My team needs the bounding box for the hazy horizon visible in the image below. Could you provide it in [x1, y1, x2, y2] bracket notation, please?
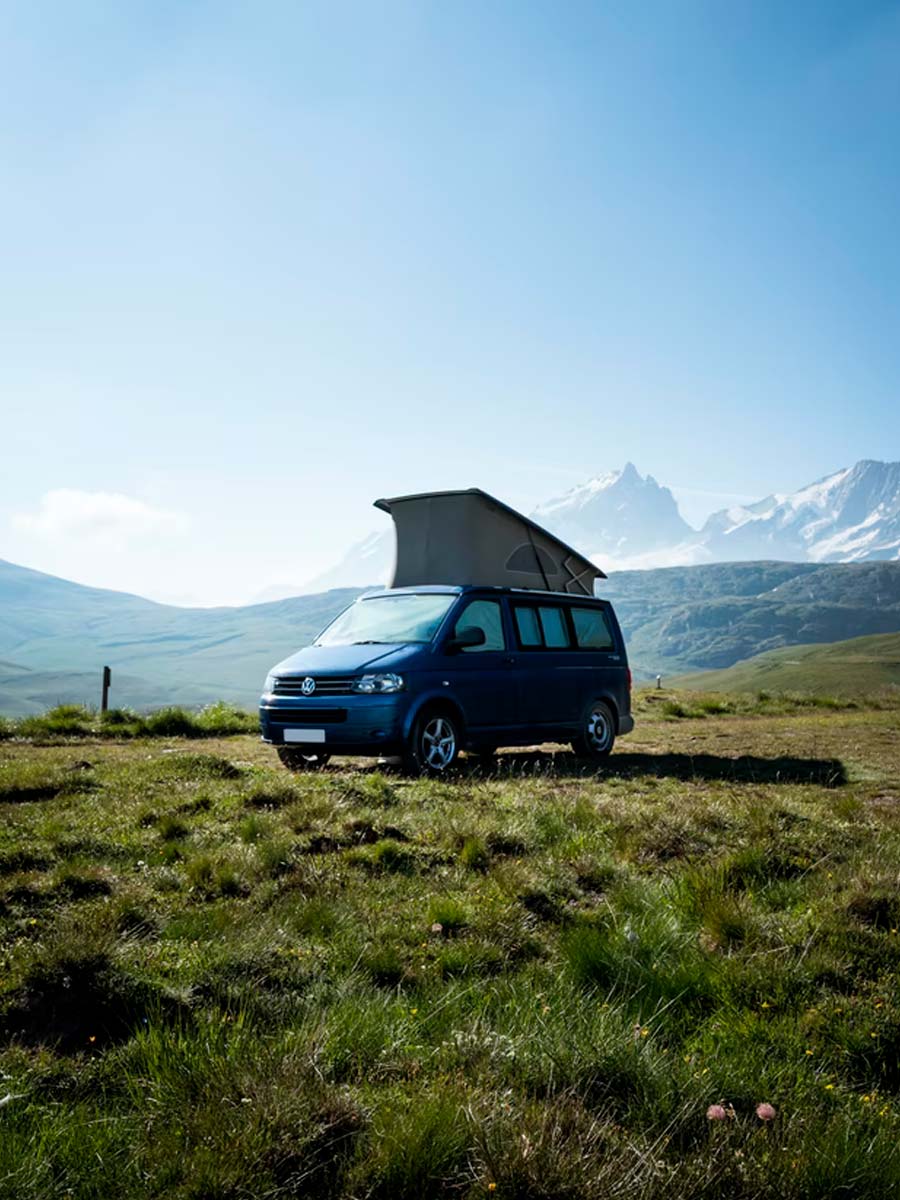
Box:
[0, 460, 781, 606]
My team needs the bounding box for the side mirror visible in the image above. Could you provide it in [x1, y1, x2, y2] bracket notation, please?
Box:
[446, 625, 486, 652]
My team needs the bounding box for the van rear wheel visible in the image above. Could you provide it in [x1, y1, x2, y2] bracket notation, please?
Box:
[403, 710, 461, 776]
[277, 747, 331, 771]
[572, 701, 616, 762]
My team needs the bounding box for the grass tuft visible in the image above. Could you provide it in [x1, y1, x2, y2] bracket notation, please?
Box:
[350, 1087, 471, 1199]
[6, 702, 258, 742]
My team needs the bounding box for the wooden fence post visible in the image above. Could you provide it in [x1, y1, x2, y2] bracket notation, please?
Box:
[101, 666, 111, 713]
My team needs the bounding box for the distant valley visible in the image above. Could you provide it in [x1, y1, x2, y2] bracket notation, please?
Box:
[2, 557, 900, 714]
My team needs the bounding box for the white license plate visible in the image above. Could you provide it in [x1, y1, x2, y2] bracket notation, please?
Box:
[284, 728, 326, 744]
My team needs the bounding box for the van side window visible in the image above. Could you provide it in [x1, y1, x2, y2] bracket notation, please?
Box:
[514, 606, 542, 647]
[453, 599, 505, 652]
[572, 607, 615, 650]
[538, 606, 570, 648]
[513, 604, 571, 648]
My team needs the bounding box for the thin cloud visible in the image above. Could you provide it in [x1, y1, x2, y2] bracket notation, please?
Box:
[12, 489, 187, 546]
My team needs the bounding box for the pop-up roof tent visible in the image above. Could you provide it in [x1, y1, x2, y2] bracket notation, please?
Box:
[374, 488, 605, 596]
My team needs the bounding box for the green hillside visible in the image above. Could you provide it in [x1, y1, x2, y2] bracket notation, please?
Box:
[2, 557, 900, 713]
[0, 559, 360, 713]
[602, 560, 900, 677]
[674, 631, 900, 694]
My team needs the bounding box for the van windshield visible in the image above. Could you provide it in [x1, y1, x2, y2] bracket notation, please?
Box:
[315, 593, 457, 647]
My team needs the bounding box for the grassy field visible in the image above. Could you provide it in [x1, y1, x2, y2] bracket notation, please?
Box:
[0, 701, 258, 742]
[2, 700, 900, 1198]
[672, 632, 900, 696]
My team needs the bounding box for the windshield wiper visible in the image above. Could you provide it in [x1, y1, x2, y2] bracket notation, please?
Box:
[351, 639, 387, 645]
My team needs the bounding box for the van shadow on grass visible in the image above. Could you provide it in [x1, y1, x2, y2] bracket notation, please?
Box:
[454, 749, 848, 787]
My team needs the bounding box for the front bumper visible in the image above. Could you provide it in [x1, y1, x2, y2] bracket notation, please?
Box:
[259, 693, 411, 753]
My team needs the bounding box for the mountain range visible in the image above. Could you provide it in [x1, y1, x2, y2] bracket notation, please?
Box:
[698, 460, 900, 564]
[282, 459, 900, 596]
[3, 555, 900, 714]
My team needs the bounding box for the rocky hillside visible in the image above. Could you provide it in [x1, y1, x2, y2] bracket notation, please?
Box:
[532, 463, 694, 561]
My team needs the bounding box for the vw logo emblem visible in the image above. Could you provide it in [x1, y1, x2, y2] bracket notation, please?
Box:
[300, 676, 316, 696]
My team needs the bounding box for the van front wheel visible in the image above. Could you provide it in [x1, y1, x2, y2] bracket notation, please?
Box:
[572, 701, 616, 762]
[403, 710, 461, 776]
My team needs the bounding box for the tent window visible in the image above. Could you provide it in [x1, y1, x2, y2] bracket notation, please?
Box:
[571, 607, 615, 650]
[453, 599, 505, 652]
[505, 543, 559, 577]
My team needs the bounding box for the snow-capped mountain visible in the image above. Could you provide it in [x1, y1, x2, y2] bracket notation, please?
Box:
[532, 463, 697, 566]
[701, 460, 900, 564]
[292, 460, 900, 592]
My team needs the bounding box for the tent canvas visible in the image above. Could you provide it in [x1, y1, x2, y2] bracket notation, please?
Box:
[374, 488, 605, 595]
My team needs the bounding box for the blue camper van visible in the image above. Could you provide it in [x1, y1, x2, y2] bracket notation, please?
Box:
[259, 490, 634, 774]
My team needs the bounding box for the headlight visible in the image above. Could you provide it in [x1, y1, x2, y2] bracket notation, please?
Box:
[353, 673, 404, 694]
[263, 674, 277, 695]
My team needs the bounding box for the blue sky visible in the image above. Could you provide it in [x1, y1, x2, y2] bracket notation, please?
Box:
[1, 1, 899, 604]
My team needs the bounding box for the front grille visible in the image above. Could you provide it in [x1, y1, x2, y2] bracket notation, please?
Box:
[266, 708, 347, 724]
[273, 676, 355, 696]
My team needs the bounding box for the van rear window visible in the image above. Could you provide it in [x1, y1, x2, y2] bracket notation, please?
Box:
[571, 607, 615, 650]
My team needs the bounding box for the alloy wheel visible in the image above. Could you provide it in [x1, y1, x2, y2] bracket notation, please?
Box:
[421, 715, 457, 771]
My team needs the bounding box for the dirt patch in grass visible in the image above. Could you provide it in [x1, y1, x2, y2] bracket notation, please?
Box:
[846, 892, 900, 930]
[521, 888, 566, 924]
[302, 833, 342, 855]
[301, 823, 411, 855]
[0, 784, 63, 804]
[0, 850, 52, 875]
[2, 949, 186, 1053]
[485, 833, 529, 857]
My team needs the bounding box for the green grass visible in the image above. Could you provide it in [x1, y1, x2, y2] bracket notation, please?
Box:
[671, 631, 900, 696]
[0, 701, 258, 742]
[636, 683, 900, 722]
[1, 703, 900, 1197]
